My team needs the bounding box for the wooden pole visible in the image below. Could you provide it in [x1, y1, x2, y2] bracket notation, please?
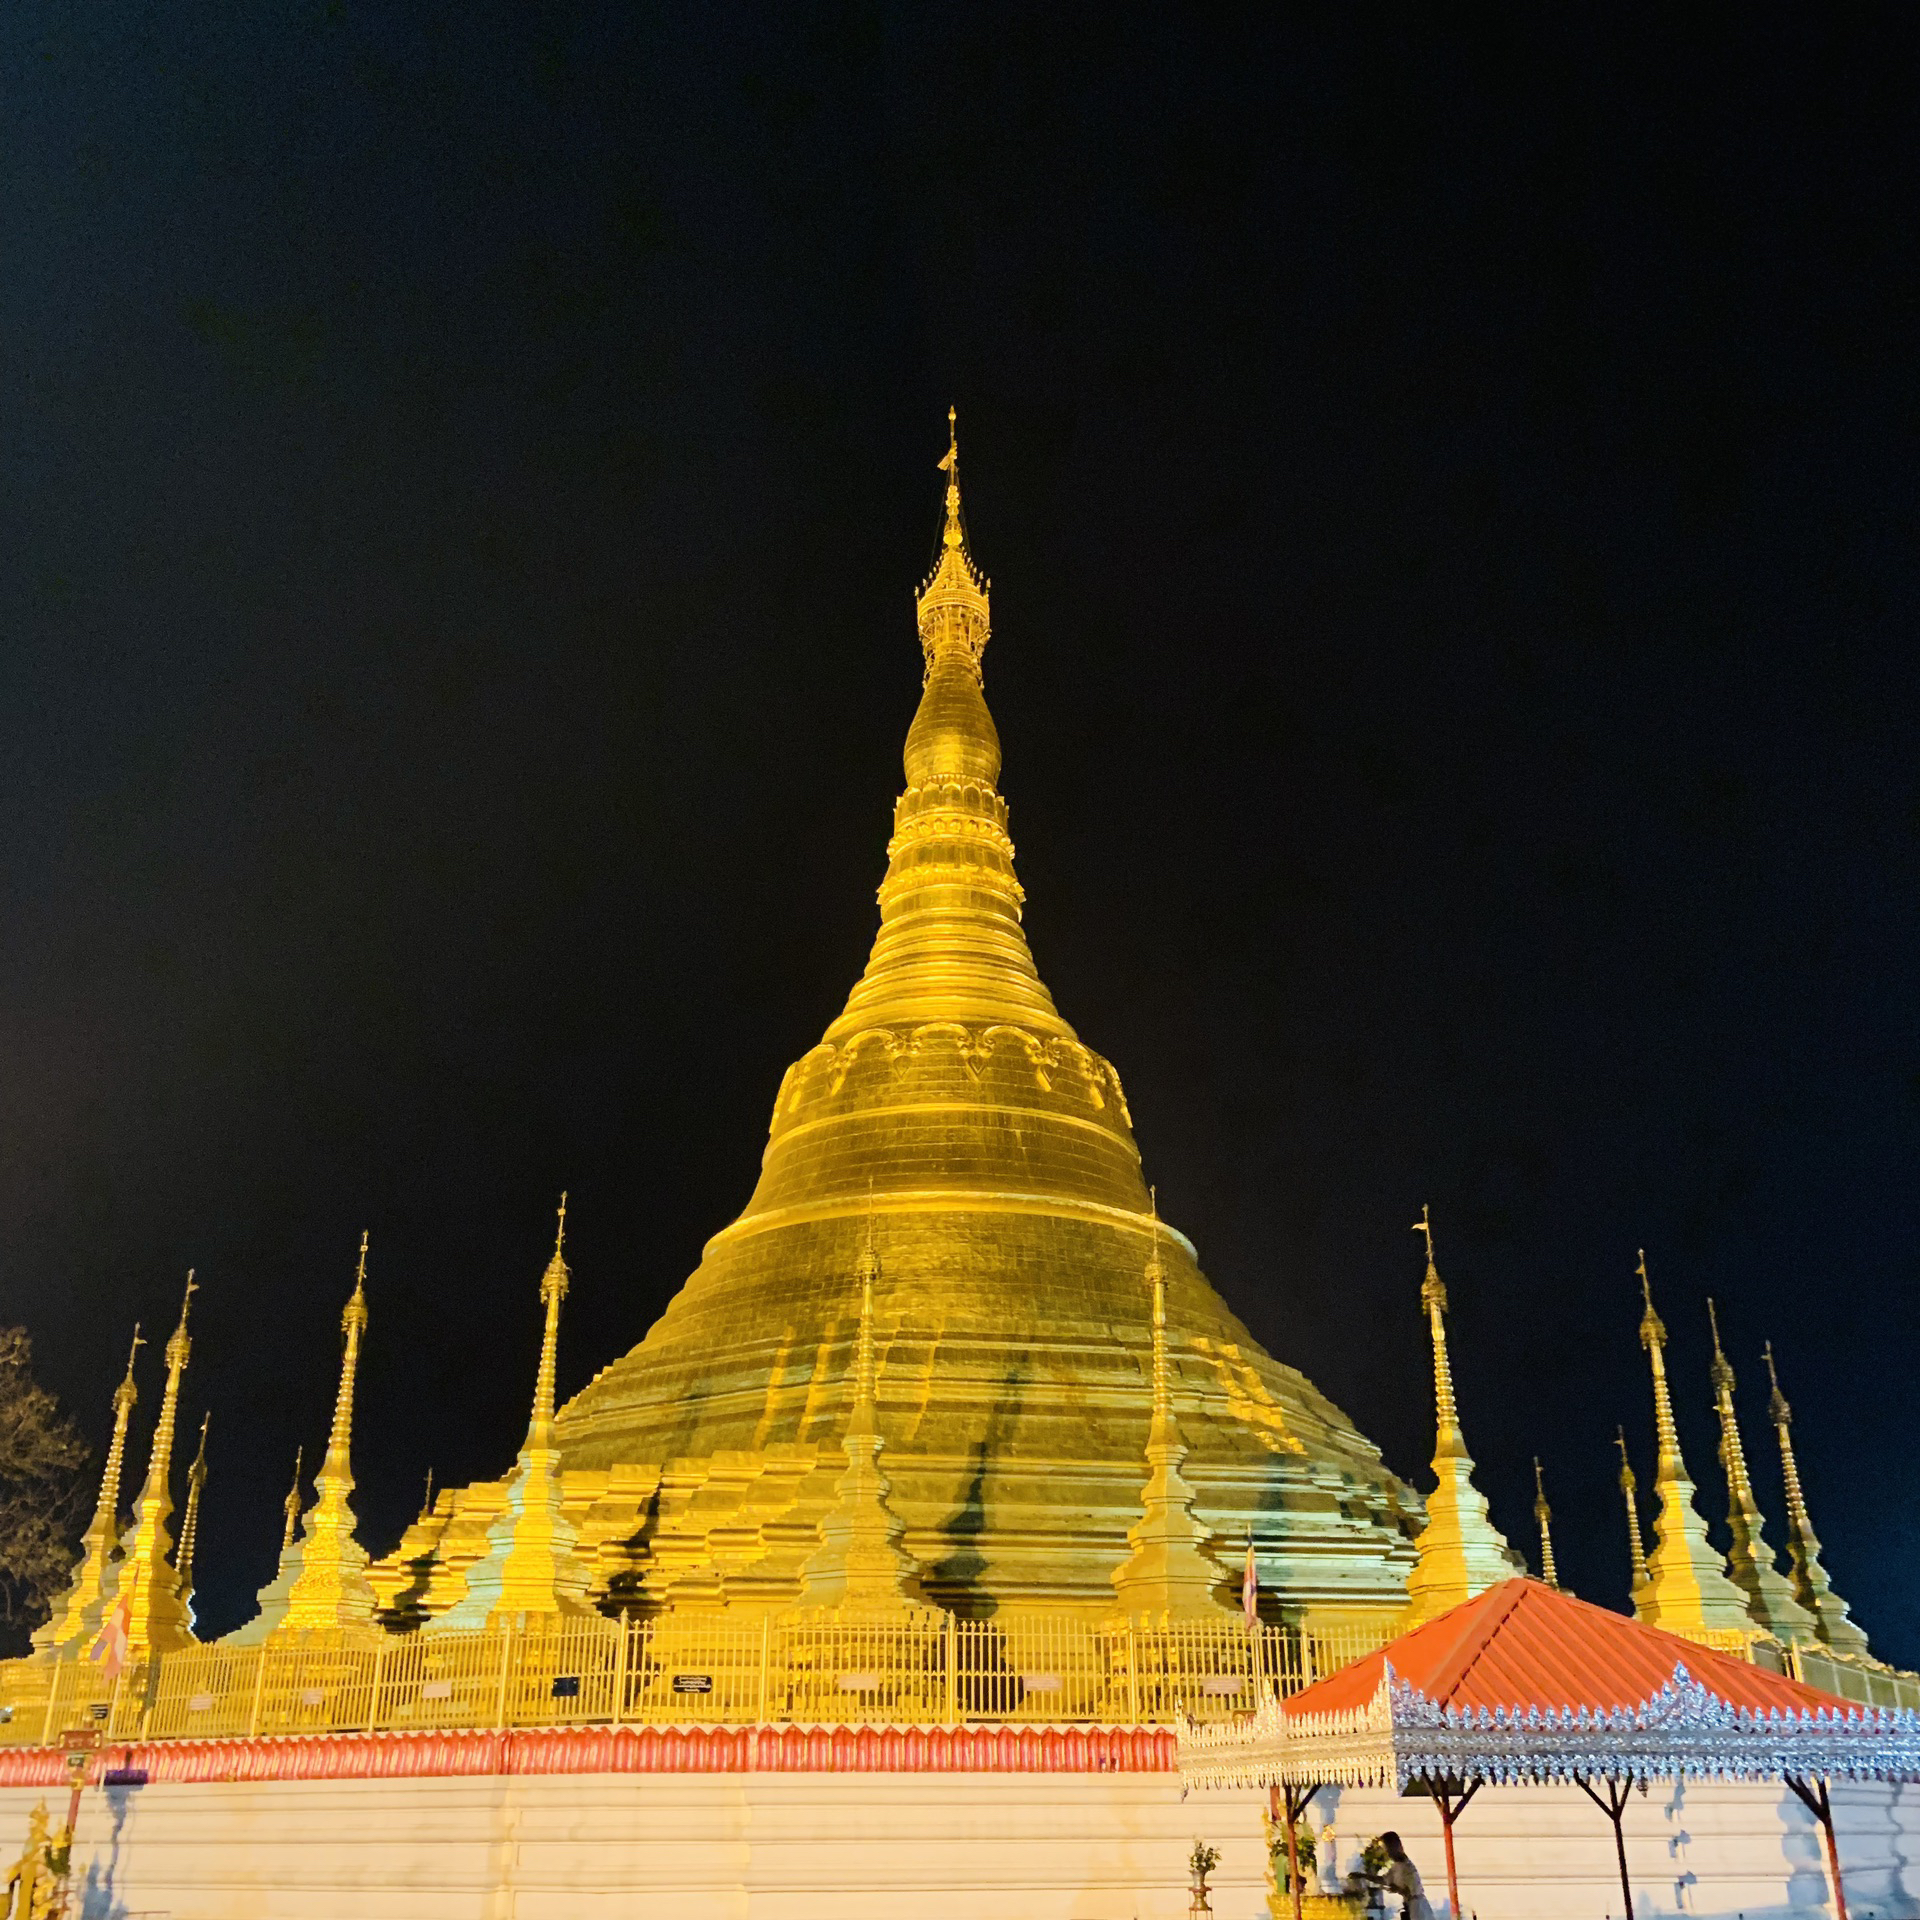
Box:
[1429, 1781, 1479, 1920]
[1577, 1777, 1635, 1920]
[1786, 1776, 1849, 1920]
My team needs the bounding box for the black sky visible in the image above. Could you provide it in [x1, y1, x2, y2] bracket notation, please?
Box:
[5, 7, 1918, 1655]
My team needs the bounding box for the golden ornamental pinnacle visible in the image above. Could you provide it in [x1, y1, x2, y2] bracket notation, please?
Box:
[1404, 1209, 1513, 1625]
[118, 1272, 200, 1657]
[1616, 1425, 1648, 1595]
[282, 1446, 305, 1553]
[34, 1322, 147, 1655]
[1532, 1457, 1559, 1589]
[1707, 1302, 1815, 1644]
[432, 1196, 595, 1626]
[176, 1411, 211, 1612]
[1762, 1341, 1870, 1657]
[1630, 1252, 1752, 1639]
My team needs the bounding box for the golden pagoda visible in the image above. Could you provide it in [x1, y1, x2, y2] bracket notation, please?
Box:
[397, 416, 1417, 1626]
[117, 1276, 198, 1659]
[230, 1238, 378, 1640]
[1402, 1209, 1515, 1624]
[434, 1200, 596, 1627]
[176, 1413, 211, 1622]
[1764, 1342, 1871, 1658]
[1705, 1303, 1815, 1646]
[34, 1324, 143, 1656]
[1632, 1254, 1754, 1641]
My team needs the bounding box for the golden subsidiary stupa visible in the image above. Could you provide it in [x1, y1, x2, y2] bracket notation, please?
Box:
[385, 416, 1418, 1631]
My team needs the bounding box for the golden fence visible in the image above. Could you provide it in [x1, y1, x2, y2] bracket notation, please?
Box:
[0, 1613, 1392, 1748]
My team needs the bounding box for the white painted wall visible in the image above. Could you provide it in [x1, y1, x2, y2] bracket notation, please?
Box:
[0, 1771, 1914, 1920]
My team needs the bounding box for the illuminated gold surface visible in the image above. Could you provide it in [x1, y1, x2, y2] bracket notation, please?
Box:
[33, 1324, 142, 1657]
[435, 1201, 595, 1627]
[118, 1277, 197, 1658]
[1632, 1256, 1753, 1639]
[1706, 1303, 1815, 1645]
[1765, 1342, 1871, 1658]
[548, 421, 1417, 1621]
[1531, 1458, 1558, 1589]
[232, 1240, 378, 1640]
[1615, 1426, 1648, 1602]
[1402, 1214, 1515, 1625]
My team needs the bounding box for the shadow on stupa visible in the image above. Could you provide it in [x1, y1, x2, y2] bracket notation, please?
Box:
[927, 1366, 1026, 1618]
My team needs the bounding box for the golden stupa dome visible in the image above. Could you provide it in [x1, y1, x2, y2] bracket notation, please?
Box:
[544, 420, 1418, 1623]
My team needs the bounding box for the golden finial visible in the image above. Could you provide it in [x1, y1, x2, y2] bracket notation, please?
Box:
[916, 408, 989, 656]
[282, 1445, 304, 1552]
[1707, 1296, 1734, 1395]
[1532, 1457, 1559, 1589]
[343, 1231, 370, 1338]
[1764, 1339, 1790, 1428]
[176, 1411, 211, 1603]
[166, 1269, 197, 1367]
[541, 1193, 570, 1309]
[421, 1466, 434, 1518]
[1414, 1203, 1446, 1316]
[1636, 1250, 1665, 1350]
[115, 1323, 145, 1412]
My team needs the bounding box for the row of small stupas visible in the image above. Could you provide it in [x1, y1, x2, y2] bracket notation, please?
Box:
[16, 420, 1888, 1672]
[23, 1191, 1879, 1672]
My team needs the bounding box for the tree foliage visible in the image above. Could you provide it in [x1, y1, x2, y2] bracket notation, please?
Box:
[0, 1327, 88, 1654]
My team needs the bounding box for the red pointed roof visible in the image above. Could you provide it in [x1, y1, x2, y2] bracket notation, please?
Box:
[1288, 1578, 1849, 1720]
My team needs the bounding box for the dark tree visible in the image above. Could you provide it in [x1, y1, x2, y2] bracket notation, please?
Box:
[0, 1328, 89, 1655]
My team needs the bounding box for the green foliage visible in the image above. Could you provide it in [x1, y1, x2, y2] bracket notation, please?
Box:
[0, 1327, 89, 1654]
[1190, 1838, 1221, 1879]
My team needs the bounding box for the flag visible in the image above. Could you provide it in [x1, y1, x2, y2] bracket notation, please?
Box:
[87, 1597, 129, 1683]
[1242, 1537, 1260, 1629]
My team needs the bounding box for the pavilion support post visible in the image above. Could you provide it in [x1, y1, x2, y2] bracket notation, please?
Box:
[1576, 1775, 1636, 1920]
[1786, 1775, 1849, 1920]
[1427, 1780, 1479, 1920]
[1268, 1783, 1321, 1920]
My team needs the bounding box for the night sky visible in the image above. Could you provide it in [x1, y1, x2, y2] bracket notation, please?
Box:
[7, 9, 1918, 1656]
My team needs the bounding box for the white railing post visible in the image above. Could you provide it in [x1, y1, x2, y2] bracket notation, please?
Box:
[757, 1615, 771, 1724]
[944, 1613, 958, 1725]
[613, 1613, 631, 1726]
[367, 1637, 388, 1733]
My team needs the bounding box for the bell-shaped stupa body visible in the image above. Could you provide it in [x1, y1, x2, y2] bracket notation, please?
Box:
[558, 423, 1417, 1621]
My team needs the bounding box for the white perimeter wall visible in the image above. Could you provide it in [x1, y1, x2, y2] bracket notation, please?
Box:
[0, 1772, 1915, 1920]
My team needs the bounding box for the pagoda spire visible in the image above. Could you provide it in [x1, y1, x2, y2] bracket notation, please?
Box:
[117, 1274, 199, 1658]
[1706, 1303, 1816, 1644]
[281, 1447, 304, 1554]
[1532, 1458, 1560, 1589]
[436, 1196, 597, 1627]
[797, 1213, 929, 1611]
[1633, 1253, 1753, 1640]
[826, 412, 1067, 1043]
[1764, 1342, 1870, 1657]
[1403, 1208, 1516, 1624]
[34, 1324, 144, 1655]
[232, 1238, 378, 1639]
[1110, 1195, 1225, 1619]
[176, 1412, 211, 1619]
[1616, 1427, 1649, 1600]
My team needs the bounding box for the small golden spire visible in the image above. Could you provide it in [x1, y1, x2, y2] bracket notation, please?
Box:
[176, 1411, 211, 1609]
[1707, 1302, 1815, 1643]
[35, 1322, 147, 1654]
[282, 1446, 304, 1553]
[271, 1236, 378, 1632]
[1762, 1342, 1869, 1656]
[1109, 1186, 1223, 1620]
[1631, 1252, 1752, 1636]
[1532, 1458, 1559, 1589]
[1616, 1426, 1648, 1595]
[1404, 1209, 1513, 1625]
[420, 1467, 434, 1519]
[431, 1199, 595, 1627]
[117, 1272, 199, 1656]
[915, 408, 990, 669]
[795, 1217, 927, 1613]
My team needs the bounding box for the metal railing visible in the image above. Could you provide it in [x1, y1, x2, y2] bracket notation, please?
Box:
[0, 1613, 1393, 1748]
